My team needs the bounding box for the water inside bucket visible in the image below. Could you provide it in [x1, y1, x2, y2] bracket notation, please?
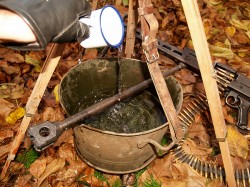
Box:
[76, 90, 166, 133]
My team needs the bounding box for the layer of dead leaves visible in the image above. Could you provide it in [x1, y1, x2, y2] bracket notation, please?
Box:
[0, 0, 249, 186]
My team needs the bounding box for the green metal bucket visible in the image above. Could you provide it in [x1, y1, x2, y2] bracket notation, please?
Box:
[59, 58, 183, 174]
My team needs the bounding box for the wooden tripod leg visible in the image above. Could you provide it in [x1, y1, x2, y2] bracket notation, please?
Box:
[181, 0, 236, 186]
[125, 0, 138, 58]
[0, 43, 65, 179]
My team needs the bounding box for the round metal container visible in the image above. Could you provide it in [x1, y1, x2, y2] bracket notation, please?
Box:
[59, 58, 183, 174]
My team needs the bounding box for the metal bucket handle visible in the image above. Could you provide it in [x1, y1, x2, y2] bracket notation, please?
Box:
[137, 137, 176, 152]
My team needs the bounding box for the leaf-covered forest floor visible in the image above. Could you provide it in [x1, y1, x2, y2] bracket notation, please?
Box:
[0, 0, 249, 186]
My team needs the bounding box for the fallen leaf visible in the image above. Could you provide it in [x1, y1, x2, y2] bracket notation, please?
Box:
[150, 153, 175, 178]
[187, 123, 211, 148]
[53, 84, 60, 104]
[0, 83, 24, 99]
[4, 53, 24, 63]
[229, 14, 250, 31]
[0, 98, 14, 118]
[181, 138, 212, 161]
[0, 129, 13, 142]
[29, 156, 48, 179]
[174, 69, 196, 85]
[0, 142, 12, 159]
[5, 107, 25, 125]
[225, 26, 236, 37]
[25, 54, 42, 67]
[14, 173, 32, 187]
[227, 125, 248, 159]
[40, 107, 65, 122]
[37, 158, 65, 187]
[210, 44, 235, 60]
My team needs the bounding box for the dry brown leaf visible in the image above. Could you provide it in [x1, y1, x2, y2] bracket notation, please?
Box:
[56, 159, 88, 186]
[53, 129, 74, 148]
[37, 158, 65, 187]
[227, 125, 248, 159]
[0, 129, 13, 142]
[171, 163, 206, 186]
[82, 49, 98, 61]
[40, 107, 65, 123]
[14, 173, 32, 187]
[0, 142, 12, 159]
[0, 61, 20, 74]
[0, 98, 14, 118]
[187, 123, 211, 148]
[175, 69, 196, 85]
[206, 178, 227, 187]
[29, 156, 47, 179]
[181, 138, 212, 161]
[4, 53, 24, 63]
[57, 143, 76, 161]
[150, 153, 175, 178]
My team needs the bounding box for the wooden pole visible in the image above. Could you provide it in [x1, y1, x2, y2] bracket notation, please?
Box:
[180, 0, 236, 186]
[125, 0, 138, 58]
[0, 43, 65, 179]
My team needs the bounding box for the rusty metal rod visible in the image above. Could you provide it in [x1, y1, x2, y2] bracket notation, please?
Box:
[28, 64, 186, 151]
[60, 63, 186, 130]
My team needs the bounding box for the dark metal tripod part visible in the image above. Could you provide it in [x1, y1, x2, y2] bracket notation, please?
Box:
[28, 64, 185, 152]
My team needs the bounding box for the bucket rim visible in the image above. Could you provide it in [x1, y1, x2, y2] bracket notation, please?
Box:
[74, 122, 168, 137]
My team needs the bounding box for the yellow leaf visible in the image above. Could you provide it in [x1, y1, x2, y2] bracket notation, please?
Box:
[53, 84, 60, 103]
[208, 0, 221, 6]
[229, 14, 250, 31]
[25, 54, 41, 67]
[225, 26, 236, 37]
[246, 31, 250, 39]
[227, 126, 248, 159]
[209, 44, 235, 60]
[5, 107, 25, 125]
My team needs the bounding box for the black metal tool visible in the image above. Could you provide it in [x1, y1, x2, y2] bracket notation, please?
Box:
[28, 64, 185, 151]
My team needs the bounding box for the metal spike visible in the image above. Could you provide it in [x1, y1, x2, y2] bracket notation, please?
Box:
[209, 164, 213, 180]
[219, 167, 223, 184]
[185, 105, 196, 117]
[194, 159, 201, 172]
[200, 161, 204, 176]
[180, 112, 192, 124]
[214, 164, 218, 179]
[187, 103, 200, 114]
[178, 115, 190, 127]
[191, 157, 198, 168]
[173, 146, 183, 156]
[187, 155, 195, 165]
[182, 154, 191, 163]
[246, 168, 250, 186]
[193, 98, 206, 111]
[242, 169, 246, 187]
[215, 67, 235, 78]
[236, 169, 240, 187]
[196, 94, 208, 109]
[182, 108, 194, 121]
[174, 150, 185, 162]
[204, 162, 208, 178]
[215, 73, 231, 84]
[191, 100, 203, 112]
[178, 153, 188, 163]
